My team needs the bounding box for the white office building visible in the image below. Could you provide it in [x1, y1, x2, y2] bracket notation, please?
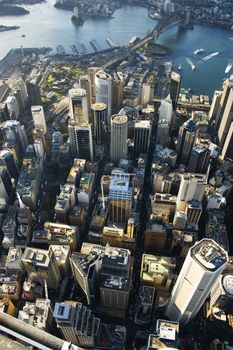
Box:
[177, 173, 207, 212]
[166, 238, 228, 325]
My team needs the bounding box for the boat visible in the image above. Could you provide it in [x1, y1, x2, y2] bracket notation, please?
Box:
[202, 51, 220, 62]
[194, 48, 204, 55]
[178, 64, 181, 71]
[225, 62, 233, 74]
[186, 57, 195, 71]
[229, 37, 233, 40]
[180, 87, 191, 94]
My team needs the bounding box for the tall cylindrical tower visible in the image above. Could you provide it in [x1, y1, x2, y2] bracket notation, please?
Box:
[110, 114, 128, 165]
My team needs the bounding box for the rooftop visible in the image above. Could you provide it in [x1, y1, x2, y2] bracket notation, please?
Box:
[111, 114, 128, 124]
[191, 238, 228, 271]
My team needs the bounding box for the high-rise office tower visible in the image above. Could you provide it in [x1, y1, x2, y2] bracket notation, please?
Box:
[0, 165, 13, 200]
[0, 148, 19, 178]
[32, 128, 47, 151]
[134, 120, 151, 158]
[91, 103, 107, 145]
[26, 79, 42, 106]
[177, 118, 198, 165]
[159, 95, 173, 124]
[177, 173, 207, 212]
[112, 78, 124, 110]
[0, 120, 28, 156]
[95, 71, 112, 118]
[4, 96, 20, 120]
[22, 247, 61, 290]
[166, 239, 228, 325]
[15, 78, 28, 106]
[53, 301, 100, 348]
[210, 273, 233, 311]
[216, 77, 233, 146]
[110, 114, 128, 164]
[79, 75, 92, 112]
[188, 144, 211, 174]
[209, 90, 222, 121]
[31, 106, 47, 134]
[221, 121, 233, 160]
[109, 169, 133, 225]
[70, 251, 100, 304]
[87, 67, 100, 103]
[99, 245, 132, 311]
[68, 120, 94, 161]
[69, 88, 88, 123]
[0, 103, 10, 122]
[156, 120, 170, 146]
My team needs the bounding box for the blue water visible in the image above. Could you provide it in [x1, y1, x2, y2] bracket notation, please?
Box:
[0, 0, 232, 97]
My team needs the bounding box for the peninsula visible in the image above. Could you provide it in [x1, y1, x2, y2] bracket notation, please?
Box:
[0, 5, 29, 16]
[0, 25, 20, 32]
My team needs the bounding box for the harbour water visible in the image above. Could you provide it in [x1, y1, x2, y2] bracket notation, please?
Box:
[0, 0, 233, 97]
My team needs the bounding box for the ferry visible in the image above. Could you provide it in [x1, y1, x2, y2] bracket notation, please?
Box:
[186, 57, 195, 71]
[202, 51, 220, 62]
[194, 48, 204, 55]
[225, 62, 233, 74]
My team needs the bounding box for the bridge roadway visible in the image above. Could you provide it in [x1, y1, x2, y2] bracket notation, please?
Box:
[103, 12, 184, 69]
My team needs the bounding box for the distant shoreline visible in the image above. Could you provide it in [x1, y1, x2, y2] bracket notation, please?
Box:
[0, 25, 20, 32]
[0, 5, 29, 16]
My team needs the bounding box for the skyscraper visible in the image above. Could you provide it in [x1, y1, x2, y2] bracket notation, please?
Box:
[91, 102, 107, 145]
[110, 114, 128, 164]
[68, 120, 94, 161]
[0, 148, 19, 178]
[26, 79, 42, 106]
[0, 120, 28, 156]
[209, 90, 222, 121]
[4, 96, 20, 120]
[31, 105, 47, 134]
[165, 239, 228, 325]
[95, 71, 112, 118]
[177, 118, 198, 165]
[134, 120, 151, 158]
[221, 121, 233, 160]
[108, 169, 133, 225]
[0, 165, 13, 200]
[70, 251, 100, 304]
[0, 103, 10, 122]
[176, 173, 206, 212]
[22, 247, 61, 290]
[216, 76, 233, 146]
[69, 88, 88, 123]
[53, 301, 100, 347]
[188, 144, 211, 174]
